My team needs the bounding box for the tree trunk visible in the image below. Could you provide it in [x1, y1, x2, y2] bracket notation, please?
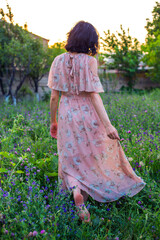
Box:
[14, 57, 31, 100]
[14, 75, 27, 98]
[0, 72, 5, 96]
[34, 79, 39, 101]
[5, 65, 15, 104]
[5, 62, 16, 101]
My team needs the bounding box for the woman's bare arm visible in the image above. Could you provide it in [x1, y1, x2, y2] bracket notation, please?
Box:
[50, 89, 59, 124]
[89, 57, 120, 140]
[90, 92, 120, 140]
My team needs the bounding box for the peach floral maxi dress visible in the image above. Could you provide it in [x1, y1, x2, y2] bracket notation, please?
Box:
[48, 52, 146, 202]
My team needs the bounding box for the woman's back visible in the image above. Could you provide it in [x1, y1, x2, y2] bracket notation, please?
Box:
[47, 52, 104, 95]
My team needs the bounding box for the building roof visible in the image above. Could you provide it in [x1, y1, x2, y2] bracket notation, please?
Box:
[29, 32, 49, 42]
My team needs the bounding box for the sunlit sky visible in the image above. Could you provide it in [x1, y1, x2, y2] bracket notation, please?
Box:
[1, 0, 156, 46]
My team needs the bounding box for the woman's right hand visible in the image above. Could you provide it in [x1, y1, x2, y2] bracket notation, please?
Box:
[50, 122, 58, 139]
[106, 125, 120, 141]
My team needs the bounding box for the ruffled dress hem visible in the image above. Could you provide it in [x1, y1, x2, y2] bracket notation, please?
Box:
[59, 173, 146, 203]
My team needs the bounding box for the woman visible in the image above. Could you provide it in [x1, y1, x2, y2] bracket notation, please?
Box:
[48, 21, 146, 222]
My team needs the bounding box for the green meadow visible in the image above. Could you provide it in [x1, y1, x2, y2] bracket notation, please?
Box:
[0, 89, 160, 240]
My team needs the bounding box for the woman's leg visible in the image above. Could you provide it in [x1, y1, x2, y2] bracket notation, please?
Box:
[67, 175, 90, 222]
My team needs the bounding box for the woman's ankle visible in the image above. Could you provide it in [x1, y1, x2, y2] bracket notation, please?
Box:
[74, 192, 84, 206]
[73, 188, 90, 222]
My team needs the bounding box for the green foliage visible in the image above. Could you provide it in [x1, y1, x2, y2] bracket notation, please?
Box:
[0, 90, 160, 239]
[28, 38, 50, 94]
[0, 6, 45, 100]
[141, 2, 160, 82]
[47, 42, 66, 65]
[101, 25, 141, 88]
[17, 84, 34, 98]
[0, 3, 66, 102]
[145, 1, 160, 38]
[98, 53, 105, 65]
[28, 41, 66, 94]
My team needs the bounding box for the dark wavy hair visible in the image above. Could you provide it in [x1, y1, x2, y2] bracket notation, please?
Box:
[65, 21, 99, 56]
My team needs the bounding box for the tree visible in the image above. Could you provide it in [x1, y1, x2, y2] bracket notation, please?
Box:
[27, 39, 48, 101]
[101, 25, 142, 88]
[0, 4, 47, 104]
[141, 2, 160, 82]
[48, 42, 66, 63]
[0, 4, 14, 96]
[0, 4, 31, 103]
[0, 3, 66, 103]
[0, 21, 34, 104]
[28, 41, 66, 101]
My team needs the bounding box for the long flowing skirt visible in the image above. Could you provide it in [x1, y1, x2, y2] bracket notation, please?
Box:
[57, 92, 146, 202]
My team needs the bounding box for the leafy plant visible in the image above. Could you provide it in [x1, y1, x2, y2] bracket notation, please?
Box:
[101, 25, 142, 88]
[141, 2, 160, 82]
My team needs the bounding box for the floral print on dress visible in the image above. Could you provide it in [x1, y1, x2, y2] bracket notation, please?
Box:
[48, 53, 146, 202]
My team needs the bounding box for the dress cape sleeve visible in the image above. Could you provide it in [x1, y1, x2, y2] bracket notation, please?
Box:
[80, 56, 104, 93]
[47, 53, 104, 93]
[47, 55, 69, 92]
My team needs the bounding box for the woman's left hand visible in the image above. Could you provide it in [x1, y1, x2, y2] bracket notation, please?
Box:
[50, 122, 58, 139]
[106, 125, 120, 141]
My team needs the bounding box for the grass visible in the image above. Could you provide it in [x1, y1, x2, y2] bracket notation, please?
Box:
[0, 89, 160, 240]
